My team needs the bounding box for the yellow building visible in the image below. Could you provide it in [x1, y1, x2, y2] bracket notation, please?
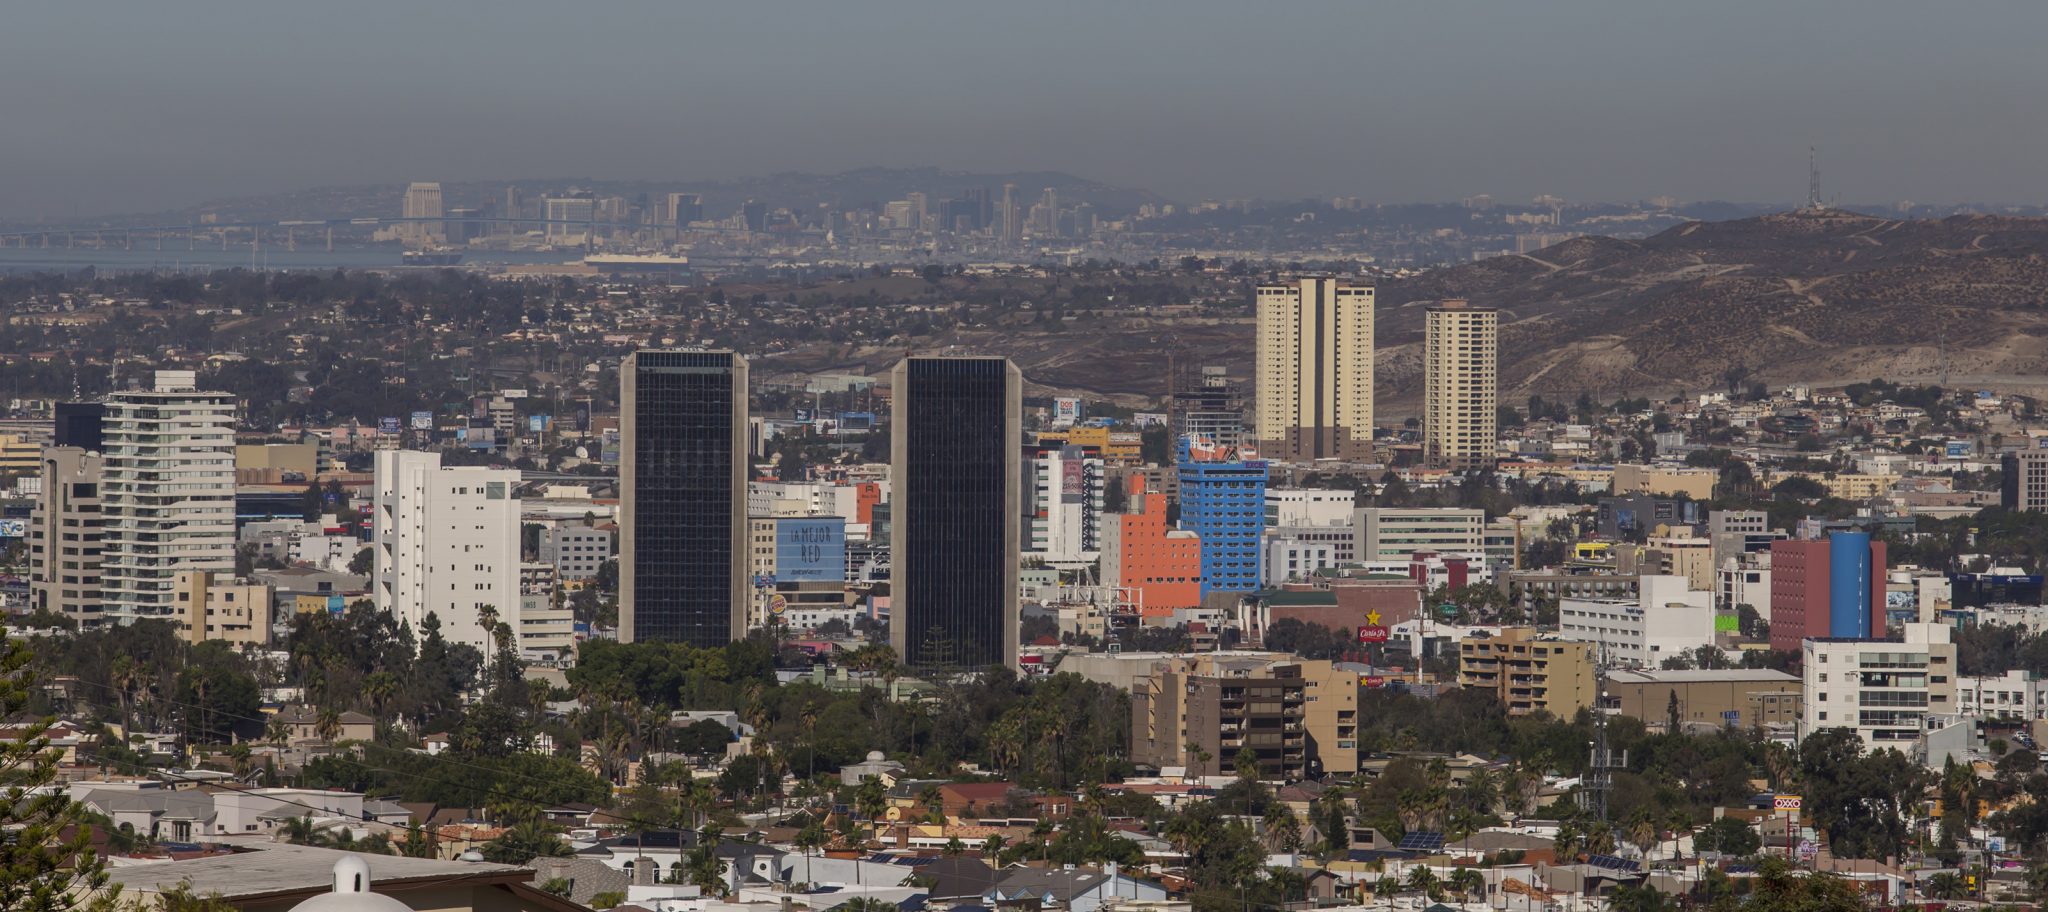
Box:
[1764, 471, 1898, 500]
[1034, 425, 1141, 461]
[1421, 300, 1498, 470]
[1255, 278, 1375, 461]
[1613, 464, 1716, 500]
[1457, 627, 1596, 717]
[173, 571, 273, 646]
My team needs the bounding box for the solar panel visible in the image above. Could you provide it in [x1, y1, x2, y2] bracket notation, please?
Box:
[1584, 854, 1640, 872]
[1397, 831, 1446, 852]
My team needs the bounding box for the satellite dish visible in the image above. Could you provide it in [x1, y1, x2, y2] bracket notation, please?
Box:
[885, 806, 903, 821]
[575, 446, 589, 459]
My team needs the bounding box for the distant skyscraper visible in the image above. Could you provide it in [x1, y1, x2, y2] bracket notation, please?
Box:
[544, 196, 596, 246]
[401, 182, 445, 245]
[1422, 300, 1499, 470]
[905, 192, 928, 232]
[620, 350, 748, 647]
[1038, 187, 1059, 238]
[499, 185, 522, 236]
[667, 192, 703, 226]
[100, 372, 237, 624]
[890, 356, 1021, 671]
[1000, 183, 1020, 245]
[740, 200, 768, 232]
[1253, 278, 1375, 461]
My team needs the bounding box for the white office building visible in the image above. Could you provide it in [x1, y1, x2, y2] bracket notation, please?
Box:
[1957, 671, 2046, 722]
[1802, 623, 1958, 751]
[1023, 445, 1103, 569]
[1265, 488, 1355, 528]
[1354, 507, 1485, 563]
[1557, 574, 1717, 668]
[538, 522, 612, 580]
[373, 450, 521, 657]
[100, 372, 238, 624]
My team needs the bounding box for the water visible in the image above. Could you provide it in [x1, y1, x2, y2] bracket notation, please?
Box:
[0, 246, 587, 274]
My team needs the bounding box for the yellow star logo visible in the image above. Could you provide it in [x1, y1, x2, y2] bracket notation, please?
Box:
[1366, 611, 1382, 626]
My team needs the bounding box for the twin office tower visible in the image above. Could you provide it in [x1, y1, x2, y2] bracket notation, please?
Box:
[620, 351, 1021, 671]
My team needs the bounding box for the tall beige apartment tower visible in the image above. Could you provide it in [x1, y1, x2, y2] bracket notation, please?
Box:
[1253, 278, 1374, 460]
[401, 181, 445, 245]
[1422, 299, 1499, 470]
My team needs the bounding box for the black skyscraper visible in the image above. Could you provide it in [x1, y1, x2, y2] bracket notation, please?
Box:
[620, 350, 748, 646]
[890, 356, 1020, 672]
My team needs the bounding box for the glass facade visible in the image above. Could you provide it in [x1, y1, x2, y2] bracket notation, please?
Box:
[625, 351, 742, 646]
[897, 358, 1013, 670]
[1178, 437, 1269, 597]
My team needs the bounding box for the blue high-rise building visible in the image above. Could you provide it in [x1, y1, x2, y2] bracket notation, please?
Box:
[1177, 437, 1269, 598]
[1828, 531, 1876, 639]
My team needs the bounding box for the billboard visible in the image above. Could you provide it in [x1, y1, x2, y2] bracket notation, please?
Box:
[1061, 459, 1086, 497]
[410, 410, 434, 430]
[0, 519, 24, 538]
[1051, 397, 1081, 427]
[378, 416, 401, 434]
[1133, 412, 1168, 428]
[1946, 440, 1971, 458]
[775, 517, 846, 583]
[529, 414, 551, 433]
[794, 407, 814, 423]
[600, 429, 621, 465]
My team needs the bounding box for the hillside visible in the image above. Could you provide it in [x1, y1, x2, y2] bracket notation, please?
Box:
[1369, 208, 2048, 406]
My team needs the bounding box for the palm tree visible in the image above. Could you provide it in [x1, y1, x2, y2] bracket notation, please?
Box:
[855, 777, 888, 845]
[110, 656, 140, 735]
[1405, 865, 1443, 901]
[1666, 810, 1691, 861]
[982, 834, 1006, 860]
[401, 821, 439, 859]
[794, 821, 826, 886]
[1626, 809, 1657, 861]
[315, 707, 342, 745]
[1449, 867, 1484, 903]
[264, 713, 291, 745]
[1263, 803, 1302, 852]
[280, 816, 322, 846]
[1926, 871, 1968, 900]
[1184, 740, 1211, 781]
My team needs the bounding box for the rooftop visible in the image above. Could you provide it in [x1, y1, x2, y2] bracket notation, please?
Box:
[1604, 669, 1799, 684]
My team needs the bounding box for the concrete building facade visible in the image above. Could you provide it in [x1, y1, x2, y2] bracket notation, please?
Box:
[1457, 627, 1597, 717]
[372, 450, 521, 657]
[1421, 300, 1498, 470]
[99, 372, 238, 624]
[1253, 278, 1374, 461]
[1801, 623, 1957, 751]
[29, 447, 105, 626]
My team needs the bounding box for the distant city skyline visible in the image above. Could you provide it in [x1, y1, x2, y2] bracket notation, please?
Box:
[7, 3, 2048, 219]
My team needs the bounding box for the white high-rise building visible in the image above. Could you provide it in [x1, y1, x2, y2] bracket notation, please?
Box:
[1023, 445, 1103, 569]
[373, 450, 520, 657]
[100, 372, 238, 624]
[1422, 300, 1498, 470]
[1801, 622, 1958, 751]
[401, 182, 445, 245]
[1254, 278, 1375, 461]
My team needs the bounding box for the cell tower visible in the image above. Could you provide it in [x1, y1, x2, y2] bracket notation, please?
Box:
[1579, 642, 1627, 821]
[1807, 146, 1823, 210]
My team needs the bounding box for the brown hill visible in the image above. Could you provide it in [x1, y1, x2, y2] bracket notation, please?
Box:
[1375, 208, 2048, 405]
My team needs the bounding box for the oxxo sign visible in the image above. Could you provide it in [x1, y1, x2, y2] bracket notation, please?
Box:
[1773, 795, 1802, 811]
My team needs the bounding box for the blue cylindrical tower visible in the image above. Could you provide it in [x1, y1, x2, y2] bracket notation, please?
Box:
[1828, 532, 1873, 638]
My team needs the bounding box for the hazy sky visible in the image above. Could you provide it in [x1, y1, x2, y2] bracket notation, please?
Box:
[6, 1, 2047, 219]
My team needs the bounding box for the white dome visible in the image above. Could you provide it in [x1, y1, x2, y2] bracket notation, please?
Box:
[286, 857, 411, 912]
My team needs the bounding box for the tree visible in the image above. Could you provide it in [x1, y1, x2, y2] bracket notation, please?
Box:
[481, 821, 573, 865]
[0, 638, 120, 912]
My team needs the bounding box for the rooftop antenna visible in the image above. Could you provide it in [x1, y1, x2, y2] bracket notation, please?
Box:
[1807, 146, 1822, 211]
[1580, 640, 1625, 823]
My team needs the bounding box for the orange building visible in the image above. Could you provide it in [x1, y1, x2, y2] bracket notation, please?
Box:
[1102, 478, 1202, 616]
[853, 481, 881, 527]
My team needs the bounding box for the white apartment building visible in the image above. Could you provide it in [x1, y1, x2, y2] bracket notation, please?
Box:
[373, 450, 521, 657]
[1263, 533, 1341, 586]
[1354, 507, 1485, 563]
[538, 522, 612, 580]
[100, 372, 238, 624]
[1023, 445, 1103, 569]
[1254, 278, 1374, 461]
[1958, 671, 2046, 722]
[1716, 552, 1772, 616]
[1265, 488, 1355, 528]
[1557, 574, 1717, 668]
[1802, 623, 1958, 751]
[1421, 300, 1498, 470]
[519, 563, 576, 660]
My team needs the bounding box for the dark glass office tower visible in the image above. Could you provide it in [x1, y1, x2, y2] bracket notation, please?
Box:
[620, 350, 748, 646]
[890, 356, 1021, 672]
